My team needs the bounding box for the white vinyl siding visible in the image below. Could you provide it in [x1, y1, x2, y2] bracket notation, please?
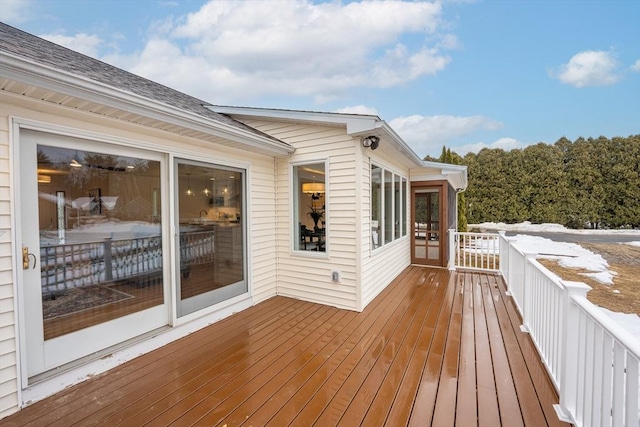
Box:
[361, 157, 411, 309]
[241, 119, 359, 310]
[0, 107, 18, 418]
[0, 94, 282, 415]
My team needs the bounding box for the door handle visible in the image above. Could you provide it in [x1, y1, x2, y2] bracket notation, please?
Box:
[22, 247, 37, 270]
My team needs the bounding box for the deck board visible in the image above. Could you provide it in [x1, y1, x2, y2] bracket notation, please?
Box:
[2, 266, 570, 427]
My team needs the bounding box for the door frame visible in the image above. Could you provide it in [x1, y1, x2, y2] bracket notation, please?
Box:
[13, 122, 172, 383]
[411, 180, 448, 267]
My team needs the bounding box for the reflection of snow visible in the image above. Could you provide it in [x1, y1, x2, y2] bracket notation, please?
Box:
[37, 192, 118, 211]
[71, 196, 118, 211]
[41, 220, 161, 245]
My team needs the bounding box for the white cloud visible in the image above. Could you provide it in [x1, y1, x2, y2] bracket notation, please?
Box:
[335, 105, 379, 115]
[454, 137, 526, 155]
[631, 59, 640, 72]
[0, 0, 33, 24]
[389, 114, 503, 156]
[554, 50, 620, 87]
[40, 33, 103, 57]
[103, 0, 453, 104]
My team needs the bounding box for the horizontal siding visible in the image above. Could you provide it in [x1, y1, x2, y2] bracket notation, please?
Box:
[0, 95, 281, 416]
[247, 157, 279, 304]
[0, 100, 18, 419]
[243, 119, 359, 311]
[359, 150, 412, 308]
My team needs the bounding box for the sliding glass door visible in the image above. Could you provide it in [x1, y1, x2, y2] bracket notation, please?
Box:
[175, 159, 246, 317]
[20, 130, 168, 380]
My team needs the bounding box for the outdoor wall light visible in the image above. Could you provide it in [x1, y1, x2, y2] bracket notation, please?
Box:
[362, 135, 380, 150]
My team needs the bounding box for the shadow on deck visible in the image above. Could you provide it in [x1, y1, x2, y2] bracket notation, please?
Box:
[3, 266, 569, 426]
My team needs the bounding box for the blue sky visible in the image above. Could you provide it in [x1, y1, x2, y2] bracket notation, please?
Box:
[2, 0, 639, 157]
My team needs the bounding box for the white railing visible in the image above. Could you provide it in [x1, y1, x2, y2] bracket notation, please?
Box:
[450, 230, 640, 426]
[448, 231, 499, 272]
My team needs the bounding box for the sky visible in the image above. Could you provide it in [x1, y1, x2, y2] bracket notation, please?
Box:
[2, 0, 639, 158]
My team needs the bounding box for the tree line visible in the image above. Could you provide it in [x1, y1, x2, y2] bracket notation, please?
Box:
[428, 135, 640, 230]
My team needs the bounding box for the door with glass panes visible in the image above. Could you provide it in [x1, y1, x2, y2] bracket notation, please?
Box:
[412, 186, 443, 266]
[19, 129, 169, 381]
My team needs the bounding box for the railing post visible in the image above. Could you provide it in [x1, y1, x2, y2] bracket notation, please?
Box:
[104, 237, 113, 281]
[520, 252, 537, 333]
[554, 280, 592, 425]
[448, 230, 456, 271]
[505, 236, 517, 296]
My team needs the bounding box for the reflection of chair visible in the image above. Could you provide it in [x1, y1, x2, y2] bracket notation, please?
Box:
[300, 223, 325, 251]
[300, 224, 308, 249]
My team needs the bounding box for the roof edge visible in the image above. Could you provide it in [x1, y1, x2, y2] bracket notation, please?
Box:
[0, 52, 294, 156]
[208, 105, 467, 189]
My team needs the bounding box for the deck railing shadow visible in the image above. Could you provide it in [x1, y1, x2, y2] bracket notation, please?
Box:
[450, 230, 640, 427]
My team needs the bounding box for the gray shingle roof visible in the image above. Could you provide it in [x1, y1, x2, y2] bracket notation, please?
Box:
[0, 22, 282, 143]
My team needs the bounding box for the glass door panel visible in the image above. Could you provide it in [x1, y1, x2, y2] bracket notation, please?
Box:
[20, 130, 168, 379]
[37, 145, 164, 339]
[176, 160, 246, 317]
[412, 188, 441, 265]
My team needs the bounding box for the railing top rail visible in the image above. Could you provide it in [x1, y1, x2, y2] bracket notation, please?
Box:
[528, 257, 566, 291]
[41, 234, 163, 248]
[455, 231, 500, 237]
[571, 294, 640, 359]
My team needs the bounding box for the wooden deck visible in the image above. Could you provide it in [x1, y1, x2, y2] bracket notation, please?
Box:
[3, 266, 569, 426]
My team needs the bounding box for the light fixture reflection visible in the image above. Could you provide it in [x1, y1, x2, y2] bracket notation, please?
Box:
[185, 173, 195, 196]
[69, 159, 82, 168]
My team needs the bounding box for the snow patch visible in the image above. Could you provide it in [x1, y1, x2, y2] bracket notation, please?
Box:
[599, 307, 640, 344]
[472, 221, 640, 235]
[625, 241, 640, 247]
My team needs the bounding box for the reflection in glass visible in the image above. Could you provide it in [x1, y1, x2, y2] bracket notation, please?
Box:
[37, 146, 163, 340]
[177, 162, 245, 317]
[371, 165, 382, 249]
[293, 163, 326, 252]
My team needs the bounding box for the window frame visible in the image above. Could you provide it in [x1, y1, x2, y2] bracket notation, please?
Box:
[371, 162, 407, 250]
[291, 159, 328, 255]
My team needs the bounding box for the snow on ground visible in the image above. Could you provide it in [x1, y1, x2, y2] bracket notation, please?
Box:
[480, 222, 639, 342]
[472, 221, 640, 235]
[510, 234, 616, 285]
[626, 241, 640, 247]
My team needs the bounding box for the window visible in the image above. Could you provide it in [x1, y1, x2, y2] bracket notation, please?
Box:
[371, 165, 382, 249]
[175, 160, 245, 317]
[293, 162, 326, 252]
[371, 164, 407, 249]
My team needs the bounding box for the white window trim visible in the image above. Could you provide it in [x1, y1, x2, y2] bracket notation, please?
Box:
[371, 162, 408, 252]
[290, 159, 329, 257]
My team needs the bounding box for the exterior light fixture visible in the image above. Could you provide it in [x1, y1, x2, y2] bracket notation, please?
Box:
[362, 135, 380, 150]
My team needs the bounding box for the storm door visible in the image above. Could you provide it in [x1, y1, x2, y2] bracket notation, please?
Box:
[18, 129, 169, 381]
[175, 159, 246, 317]
[412, 187, 443, 266]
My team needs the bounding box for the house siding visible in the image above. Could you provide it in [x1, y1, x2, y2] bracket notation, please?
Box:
[0, 106, 18, 418]
[360, 152, 412, 309]
[241, 119, 359, 310]
[0, 93, 280, 417]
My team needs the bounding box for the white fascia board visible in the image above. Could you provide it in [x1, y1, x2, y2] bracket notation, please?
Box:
[0, 52, 294, 156]
[208, 105, 382, 135]
[208, 105, 468, 189]
[422, 161, 468, 190]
